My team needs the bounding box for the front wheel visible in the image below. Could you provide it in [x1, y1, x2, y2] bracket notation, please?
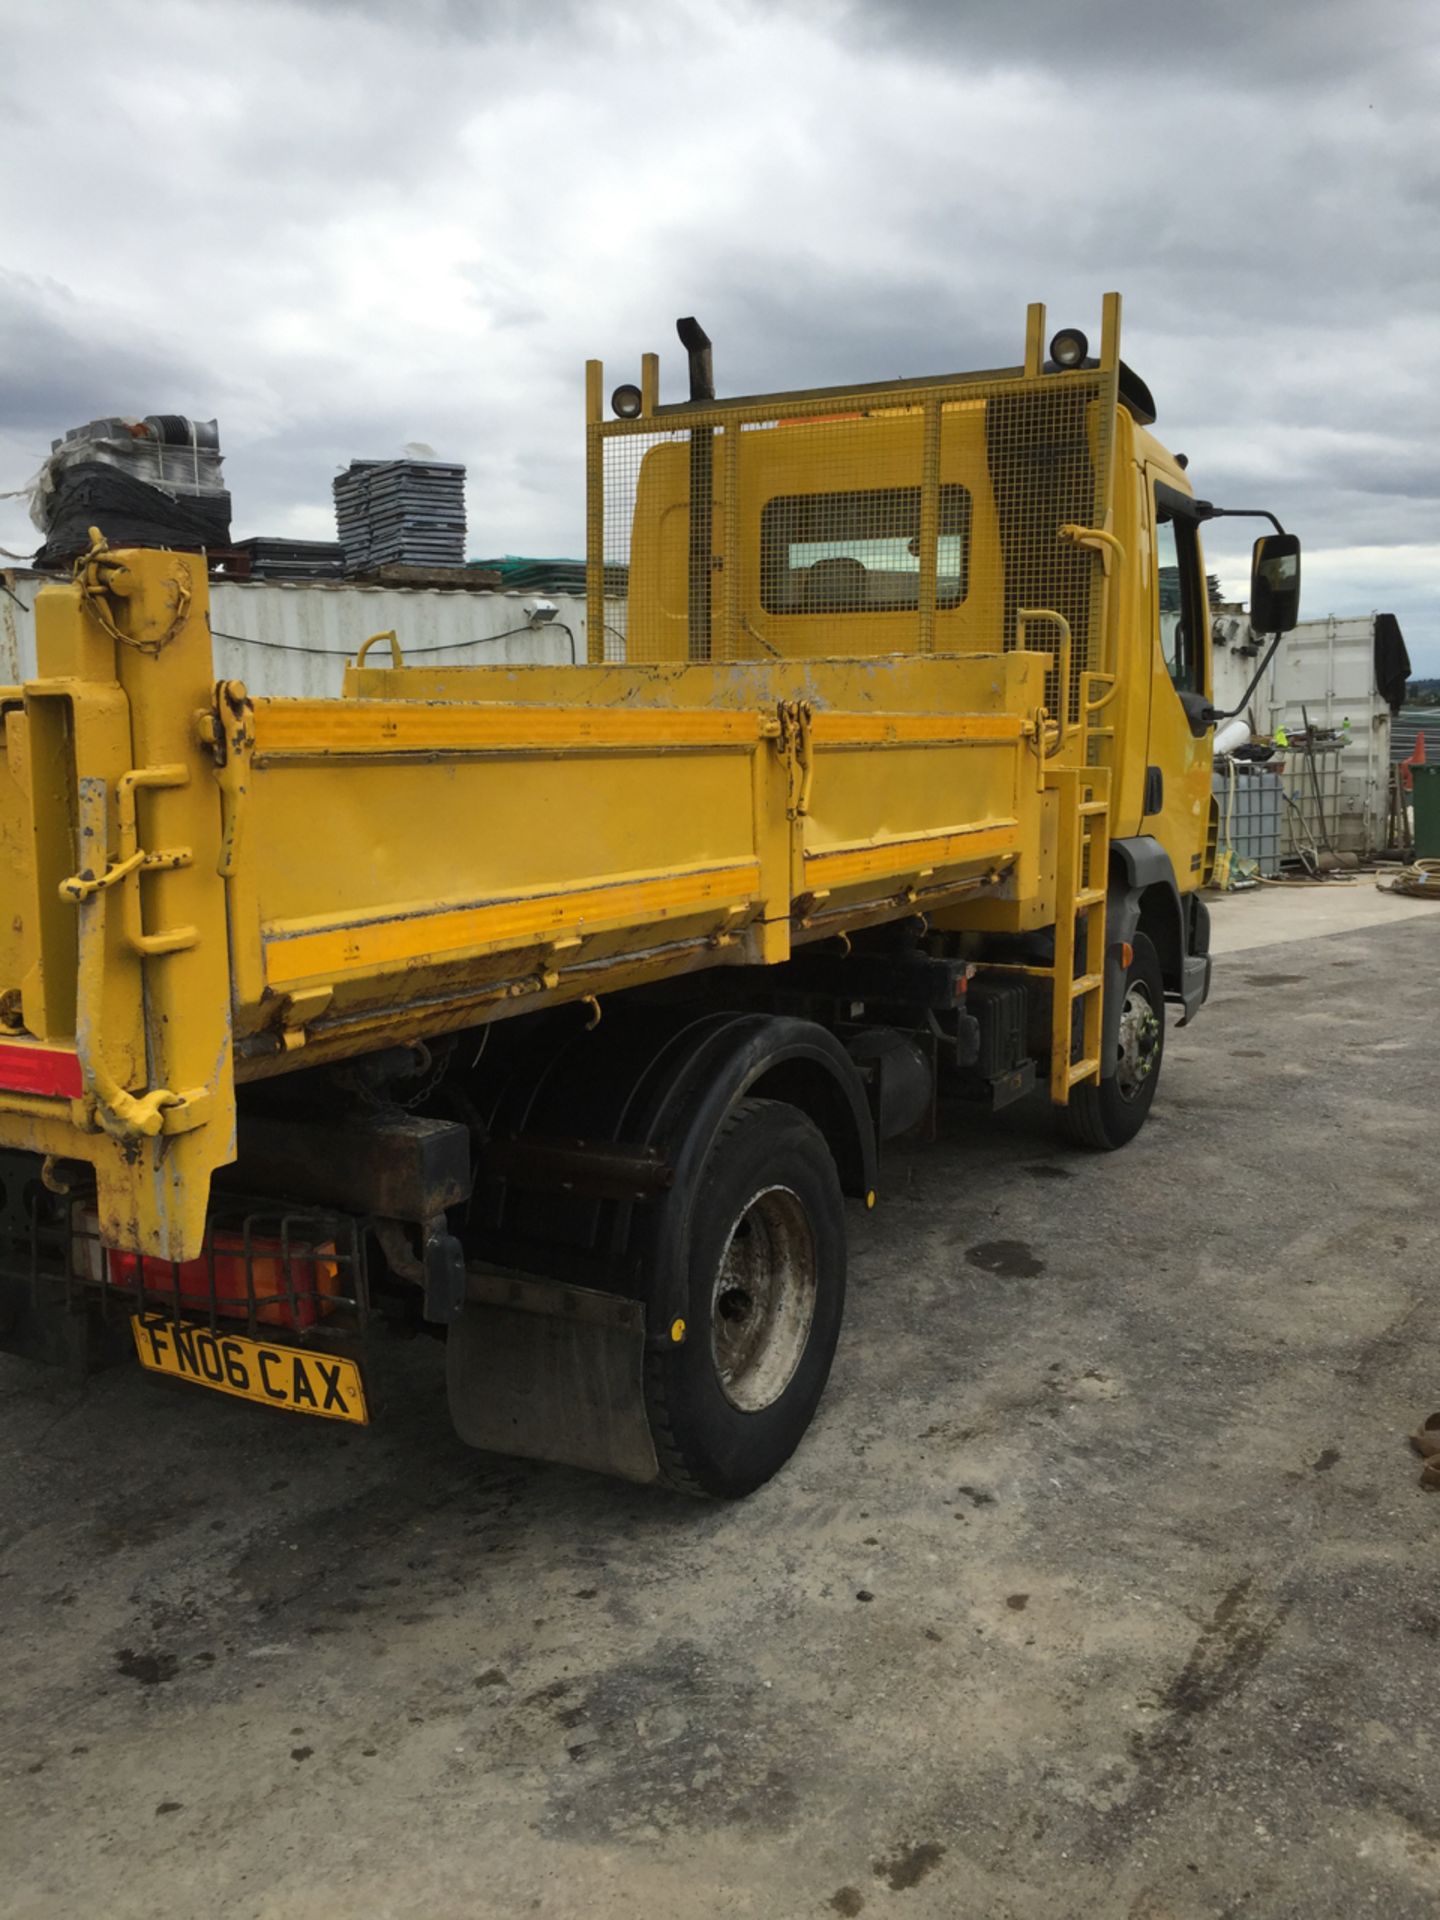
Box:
[1057, 931, 1165, 1150]
[644, 1098, 847, 1498]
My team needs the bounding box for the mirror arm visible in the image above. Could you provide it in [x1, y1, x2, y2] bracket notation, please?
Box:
[1185, 508, 1295, 730]
[1203, 628, 1287, 727]
[1191, 503, 1288, 536]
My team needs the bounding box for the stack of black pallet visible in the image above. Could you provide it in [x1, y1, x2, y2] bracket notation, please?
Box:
[34, 415, 233, 570]
[332, 459, 466, 573]
[233, 536, 345, 580]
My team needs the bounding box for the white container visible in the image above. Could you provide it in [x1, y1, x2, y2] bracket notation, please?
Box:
[2, 573, 588, 698]
[1211, 611, 1392, 854]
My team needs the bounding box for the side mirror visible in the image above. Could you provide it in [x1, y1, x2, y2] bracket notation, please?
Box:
[1250, 532, 1301, 634]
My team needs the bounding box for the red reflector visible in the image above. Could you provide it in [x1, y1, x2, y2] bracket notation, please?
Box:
[1120, 941, 1133, 969]
[0, 1043, 84, 1099]
[106, 1235, 340, 1332]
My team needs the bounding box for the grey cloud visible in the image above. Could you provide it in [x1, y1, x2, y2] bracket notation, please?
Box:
[837, 0, 1436, 89]
[0, 273, 222, 440]
[636, 265, 1018, 401]
[291, 0, 595, 41]
[1, 0, 1437, 665]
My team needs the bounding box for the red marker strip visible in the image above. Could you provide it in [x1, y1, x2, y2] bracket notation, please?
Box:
[0, 1044, 84, 1099]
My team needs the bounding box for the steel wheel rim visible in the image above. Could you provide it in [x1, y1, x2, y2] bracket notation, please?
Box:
[1115, 980, 1160, 1101]
[709, 1185, 818, 1412]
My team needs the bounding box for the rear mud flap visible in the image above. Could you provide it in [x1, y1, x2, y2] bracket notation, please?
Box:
[445, 1274, 659, 1485]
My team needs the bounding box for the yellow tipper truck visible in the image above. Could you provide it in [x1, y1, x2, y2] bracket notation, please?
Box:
[0, 296, 1300, 1493]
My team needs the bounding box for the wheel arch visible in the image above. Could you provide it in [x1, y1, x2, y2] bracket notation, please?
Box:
[744, 1053, 874, 1203]
[636, 1013, 876, 1344]
[641, 1014, 877, 1206]
[1109, 836, 1185, 986]
[1103, 837, 1186, 1077]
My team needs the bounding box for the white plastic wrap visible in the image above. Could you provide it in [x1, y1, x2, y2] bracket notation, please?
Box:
[31, 416, 225, 533]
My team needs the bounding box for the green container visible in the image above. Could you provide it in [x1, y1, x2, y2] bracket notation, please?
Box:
[1412, 763, 1440, 858]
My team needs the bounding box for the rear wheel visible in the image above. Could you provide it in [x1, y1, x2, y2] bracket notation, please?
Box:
[1057, 932, 1165, 1150]
[645, 1098, 846, 1498]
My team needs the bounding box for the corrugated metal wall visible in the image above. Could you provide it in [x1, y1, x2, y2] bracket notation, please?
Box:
[1211, 613, 1382, 725]
[0, 580, 25, 684]
[1210, 612, 1390, 854]
[2, 571, 588, 695]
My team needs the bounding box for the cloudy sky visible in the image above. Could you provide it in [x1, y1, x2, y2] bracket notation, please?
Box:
[3, 0, 1437, 666]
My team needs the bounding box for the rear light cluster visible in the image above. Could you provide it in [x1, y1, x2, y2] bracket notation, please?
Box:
[74, 1210, 341, 1332]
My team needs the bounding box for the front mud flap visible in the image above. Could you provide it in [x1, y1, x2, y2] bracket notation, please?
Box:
[445, 1271, 659, 1485]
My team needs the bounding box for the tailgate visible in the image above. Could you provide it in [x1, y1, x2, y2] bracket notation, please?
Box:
[0, 542, 237, 1263]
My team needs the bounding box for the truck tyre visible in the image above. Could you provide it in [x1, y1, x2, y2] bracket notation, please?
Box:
[1057, 932, 1165, 1151]
[644, 1098, 846, 1498]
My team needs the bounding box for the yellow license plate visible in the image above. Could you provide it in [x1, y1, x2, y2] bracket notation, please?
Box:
[130, 1314, 368, 1424]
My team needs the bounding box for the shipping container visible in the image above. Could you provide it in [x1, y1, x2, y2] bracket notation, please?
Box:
[0, 571, 585, 696]
[1211, 612, 1395, 856]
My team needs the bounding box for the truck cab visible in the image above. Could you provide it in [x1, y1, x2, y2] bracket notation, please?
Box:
[613, 310, 1222, 979]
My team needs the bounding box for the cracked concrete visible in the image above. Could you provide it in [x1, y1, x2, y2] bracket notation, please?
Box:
[3, 890, 1438, 1918]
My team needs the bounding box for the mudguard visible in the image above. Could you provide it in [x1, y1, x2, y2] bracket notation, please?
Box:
[630, 1013, 877, 1347]
[1103, 838, 1209, 1068]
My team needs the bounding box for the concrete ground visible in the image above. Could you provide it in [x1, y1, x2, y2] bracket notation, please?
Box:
[1203, 873, 1439, 955]
[3, 886, 1438, 1920]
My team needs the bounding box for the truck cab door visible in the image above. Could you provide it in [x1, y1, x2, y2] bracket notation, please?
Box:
[1142, 475, 1213, 888]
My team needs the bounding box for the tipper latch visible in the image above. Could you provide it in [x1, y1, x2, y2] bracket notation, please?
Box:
[197, 678, 256, 877]
[775, 698, 815, 820]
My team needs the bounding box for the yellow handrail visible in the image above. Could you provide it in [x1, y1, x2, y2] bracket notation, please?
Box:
[1018, 608, 1072, 756]
[356, 629, 403, 668]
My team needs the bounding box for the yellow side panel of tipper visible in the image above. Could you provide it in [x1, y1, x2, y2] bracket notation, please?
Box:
[227, 651, 1047, 1054]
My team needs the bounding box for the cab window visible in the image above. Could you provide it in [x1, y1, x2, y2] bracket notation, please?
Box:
[1153, 487, 1207, 694]
[760, 486, 972, 614]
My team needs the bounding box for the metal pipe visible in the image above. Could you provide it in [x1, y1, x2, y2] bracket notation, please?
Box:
[584, 360, 604, 663]
[676, 317, 714, 403]
[917, 402, 941, 654]
[677, 319, 715, 659]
